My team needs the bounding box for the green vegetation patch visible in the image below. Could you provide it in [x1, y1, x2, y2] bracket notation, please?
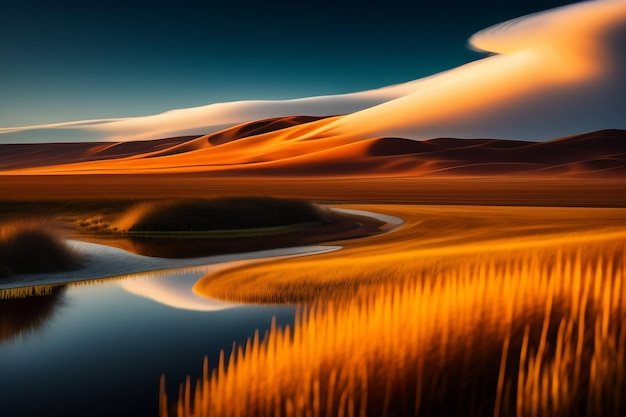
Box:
[113, 197, 329, 234]
[0, 222, 80, 277]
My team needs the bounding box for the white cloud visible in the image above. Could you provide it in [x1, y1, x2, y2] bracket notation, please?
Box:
[2, 0, 624, 143]
[323, 0, 626, 141]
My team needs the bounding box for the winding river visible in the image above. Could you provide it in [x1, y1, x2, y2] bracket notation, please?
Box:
[0, 208, 402, 417]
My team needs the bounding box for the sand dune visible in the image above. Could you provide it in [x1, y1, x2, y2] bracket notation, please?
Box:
[1, 120, 624, 177]
[0, 136, 196, 170]
[206, 115, 333, 146]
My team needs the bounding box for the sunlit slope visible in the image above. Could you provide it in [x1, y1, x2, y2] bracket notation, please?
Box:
[3, 126, 625, 177]
[0, 116, 328, 172]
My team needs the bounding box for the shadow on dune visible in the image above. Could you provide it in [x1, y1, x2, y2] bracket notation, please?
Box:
[0, 136, 197, 171]
[364, 129, 626, 176]
[207, 115, 333, 146]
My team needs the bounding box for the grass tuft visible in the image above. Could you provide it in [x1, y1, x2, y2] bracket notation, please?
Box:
[0, 221, 80, 277]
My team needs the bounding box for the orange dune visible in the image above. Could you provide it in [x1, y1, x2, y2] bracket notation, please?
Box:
[0, 136, 196, 171]
[0, 115, 624, 178]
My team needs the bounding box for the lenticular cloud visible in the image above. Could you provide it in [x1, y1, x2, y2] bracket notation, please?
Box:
[323, 0, 626, 141]
[1, 0, 625, 143]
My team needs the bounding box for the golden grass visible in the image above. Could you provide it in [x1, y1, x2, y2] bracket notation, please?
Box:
[162, 237, 626, 417]
[195, 205, 626, 303]
[0, 284, 59, 299]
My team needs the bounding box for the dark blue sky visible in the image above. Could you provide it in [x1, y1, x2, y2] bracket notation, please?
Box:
[0, 0, 577, 127]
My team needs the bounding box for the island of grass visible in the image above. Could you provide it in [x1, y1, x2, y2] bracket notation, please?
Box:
[77, 196, 387, 258]
[0, 222, 80, 278]
[112, 197, 335, 237]
[0, 197, 388, 260]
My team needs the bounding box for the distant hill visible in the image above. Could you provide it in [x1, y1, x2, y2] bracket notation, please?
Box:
[0, 116, 624, 178]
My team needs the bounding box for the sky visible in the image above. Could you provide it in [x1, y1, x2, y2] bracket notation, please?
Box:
[0, 0, 578, 129]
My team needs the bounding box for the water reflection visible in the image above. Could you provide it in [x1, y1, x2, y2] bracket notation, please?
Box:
[82, 234, 325, 258]
[0, 285, 66, 342]
[70, 207, 393, 259]
[117, 268, 236, 311]
[0, 239, 339, 290]
[0, 273, 295, 417]
[166, 238, 626, 417]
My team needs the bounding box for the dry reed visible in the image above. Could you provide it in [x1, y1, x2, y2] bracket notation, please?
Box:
[162, 237, 626, 417]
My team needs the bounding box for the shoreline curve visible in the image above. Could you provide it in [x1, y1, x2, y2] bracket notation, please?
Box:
[0, 207, 403, 291]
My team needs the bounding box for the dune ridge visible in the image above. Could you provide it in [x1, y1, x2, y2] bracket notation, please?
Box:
[0, 136, 198, 171]
[1, 124, 624, 177]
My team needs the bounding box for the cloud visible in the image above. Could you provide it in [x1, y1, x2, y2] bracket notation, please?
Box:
[1, 0, 624, 143]
[0, 80, 426, 142]
[322, 0, 626, 141]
